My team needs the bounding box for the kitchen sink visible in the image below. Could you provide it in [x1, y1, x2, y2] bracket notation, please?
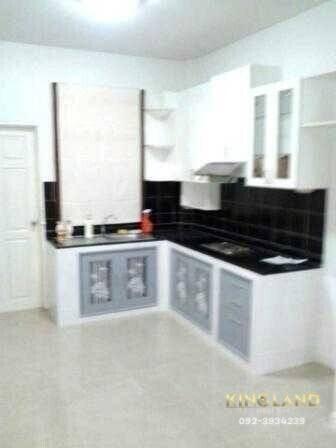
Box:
[101, 233, 155, 242]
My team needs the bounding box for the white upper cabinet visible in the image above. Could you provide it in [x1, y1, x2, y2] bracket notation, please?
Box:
[184, 82, 213, 174]
[210, 65, 281, 167]
[248, 73, 336, 190]
[143, 65, 280, 183]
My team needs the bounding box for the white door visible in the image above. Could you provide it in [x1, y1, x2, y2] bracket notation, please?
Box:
[0, 127, 41, 312]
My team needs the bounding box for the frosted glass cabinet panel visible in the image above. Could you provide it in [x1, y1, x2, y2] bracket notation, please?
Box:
[81, 253, 117, 316]
[246, 79, 333, 190]
[252, 95, 267, 179]
[170, 250, 212, 332]
[118, 250, 157, 311]
[189, 261, 212, 330]
[81, 248, 157, 317]
[248, 81, 300, 189]
[170, 253, 190, 315]
[276, 89, 293, 179]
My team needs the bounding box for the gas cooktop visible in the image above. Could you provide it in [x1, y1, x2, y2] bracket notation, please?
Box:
[201, 241, 253, 257]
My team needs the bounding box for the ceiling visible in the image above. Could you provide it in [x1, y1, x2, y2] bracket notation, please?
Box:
[0, 0, 328, 60]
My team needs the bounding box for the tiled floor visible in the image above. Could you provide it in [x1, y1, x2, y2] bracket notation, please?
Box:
[0, 309, 335, 448]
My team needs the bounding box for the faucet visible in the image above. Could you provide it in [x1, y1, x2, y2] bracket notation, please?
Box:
[101, 214, 117, 236]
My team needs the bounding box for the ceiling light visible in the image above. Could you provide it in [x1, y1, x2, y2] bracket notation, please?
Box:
[80, 0, 141, 22]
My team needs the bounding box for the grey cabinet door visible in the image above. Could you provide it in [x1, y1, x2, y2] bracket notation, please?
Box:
[170, 250, 212, 332]
[218, 271, 251, 360]
[80, 248, 157, 317]
[118, 248, 157, 311]
[170, 251, 191, 316]
[188, 258, 212, 331]
[80, 252, 119, 317]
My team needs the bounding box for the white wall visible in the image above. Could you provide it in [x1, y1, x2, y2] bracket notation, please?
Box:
[186, 1, 336, 86]
[186, 0, 336, 369]
[0, 41, 187, 180]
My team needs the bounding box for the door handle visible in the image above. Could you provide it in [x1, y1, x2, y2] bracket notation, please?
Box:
[30, 220, 38, 228]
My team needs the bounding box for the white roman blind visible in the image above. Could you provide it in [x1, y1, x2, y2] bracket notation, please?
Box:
[55, 83, 142, 226]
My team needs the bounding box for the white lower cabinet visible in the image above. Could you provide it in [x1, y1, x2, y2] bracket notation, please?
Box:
[46, 242, 160, 326]
[47, 241, 322, 374]
[170, 250, 252, 360]
[167, 245, 322, 374]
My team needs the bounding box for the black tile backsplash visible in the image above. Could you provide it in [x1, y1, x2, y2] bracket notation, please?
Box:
[144, 179, 326, 261]
[44, 178, 325, 261]
[143, 181, 181, 225]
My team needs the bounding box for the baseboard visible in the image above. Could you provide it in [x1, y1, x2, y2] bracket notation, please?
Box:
[0, 300, 41, 314]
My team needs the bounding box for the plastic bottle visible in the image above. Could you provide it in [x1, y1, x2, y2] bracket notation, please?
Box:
[84, 215, 94, 239]
[141, 209, 153, 234]
[55, 221, 67, 242]
[65, 220, 73, 239]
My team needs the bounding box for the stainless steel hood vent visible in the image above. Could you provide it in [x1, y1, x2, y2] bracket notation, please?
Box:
[194, 162, 244, 182]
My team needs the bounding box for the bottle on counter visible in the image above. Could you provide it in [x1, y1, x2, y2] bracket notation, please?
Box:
[65, 220, 74, 239]
[140, 209, 153, 234]
[55, 221, 67, 242]
[84, 215, 94, 239]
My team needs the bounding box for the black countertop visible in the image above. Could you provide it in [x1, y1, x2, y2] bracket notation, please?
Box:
[50, 224, 321, 276]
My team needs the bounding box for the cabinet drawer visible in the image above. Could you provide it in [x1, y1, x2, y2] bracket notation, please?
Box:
[218, 270, 251, 359]
[220, 272, 250, 319]
[219, 314, 250, 359]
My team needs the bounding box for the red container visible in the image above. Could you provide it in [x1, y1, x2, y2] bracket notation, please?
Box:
[141, 209, 153, 234]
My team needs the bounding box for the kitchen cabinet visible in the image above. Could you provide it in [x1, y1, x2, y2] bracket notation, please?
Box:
[170, 250, 212, 331]
[143, 65, 280, 186]
[184, 82, 213, 174]
[178, 66, 280, 209]
[210, 65, 280, 167]
[81, 252, 118, 316]
[181, 66, 280, 177]
[118, 249, 157, 311]
[248, 73, 336, 189]
[80, 248, 157, 317]
[47, 239, 323, 373]
[218, 271, 251, 360]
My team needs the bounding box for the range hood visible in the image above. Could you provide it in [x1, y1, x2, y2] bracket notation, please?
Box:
[194, 162, 244, 182]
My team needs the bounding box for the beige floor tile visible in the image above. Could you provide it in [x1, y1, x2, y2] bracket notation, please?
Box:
[0, 309, 335, 448]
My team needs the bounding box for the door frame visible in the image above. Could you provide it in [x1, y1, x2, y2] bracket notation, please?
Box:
[0, 123, 44, 312]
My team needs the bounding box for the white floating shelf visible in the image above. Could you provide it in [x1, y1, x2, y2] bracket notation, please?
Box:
[301, 120, 336, 128]
[144, 145, 174, 150]
[144, 108, 175, 120]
